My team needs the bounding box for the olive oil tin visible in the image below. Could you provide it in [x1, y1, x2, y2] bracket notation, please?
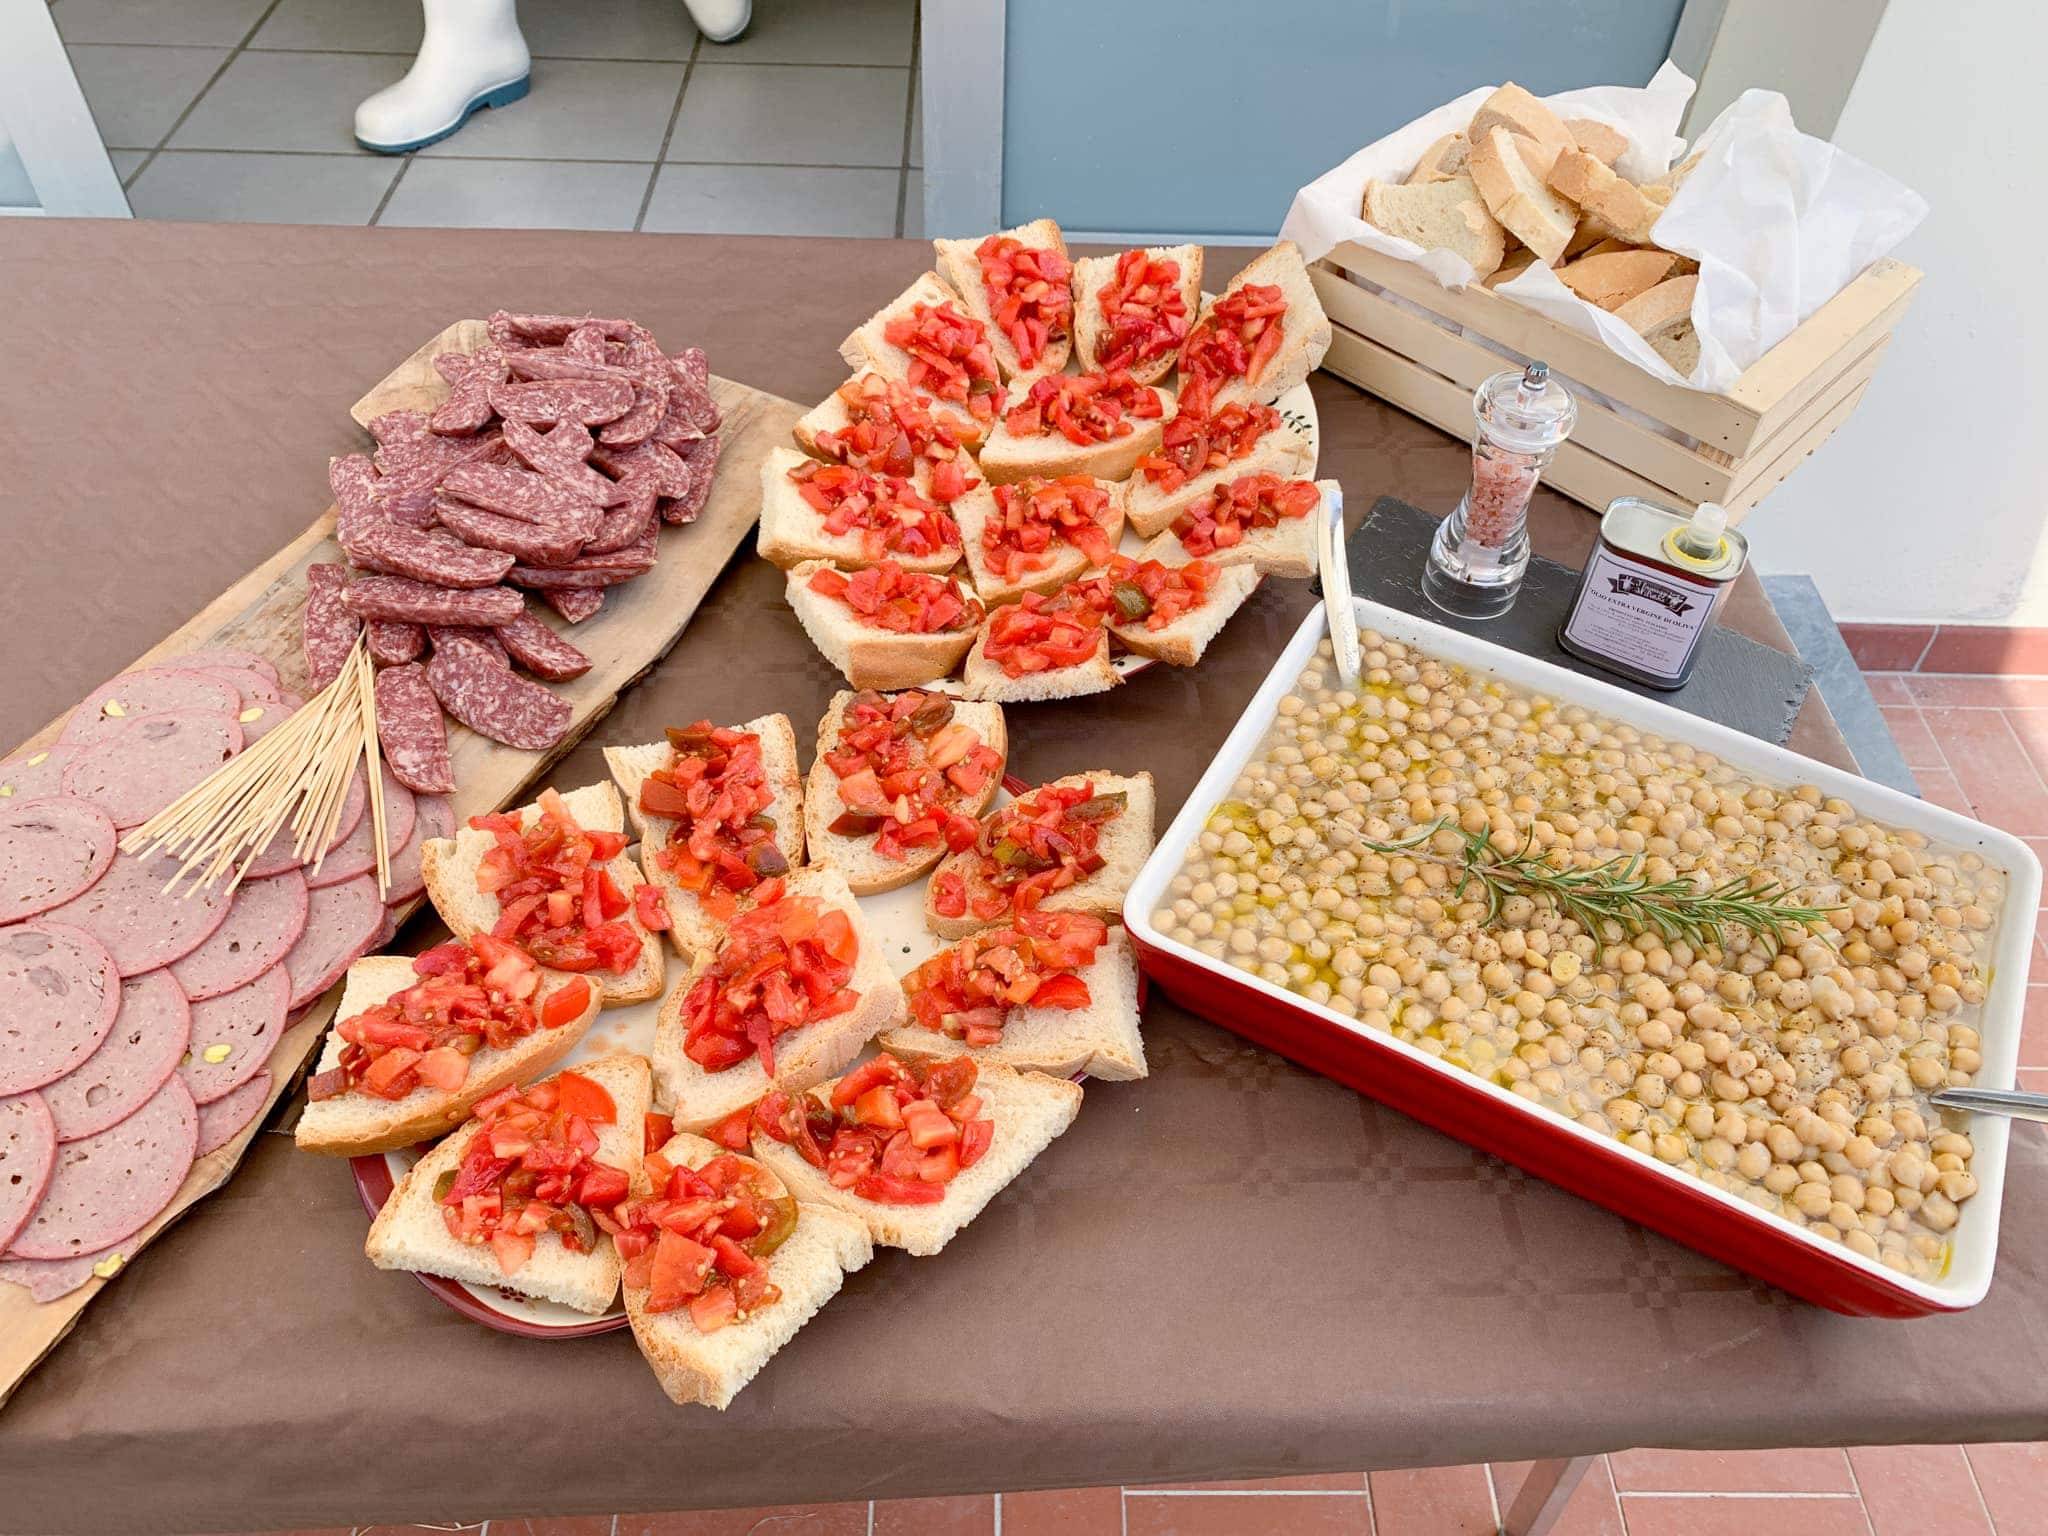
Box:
[1558, 498, 1748, 690]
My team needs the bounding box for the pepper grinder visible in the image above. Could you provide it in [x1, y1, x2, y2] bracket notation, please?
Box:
[1422, 360, 1577, 620]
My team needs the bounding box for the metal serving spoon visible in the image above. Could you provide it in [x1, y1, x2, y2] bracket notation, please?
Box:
[1317, 483, 1362, 688]
[1930, 1087, 2048, 1124]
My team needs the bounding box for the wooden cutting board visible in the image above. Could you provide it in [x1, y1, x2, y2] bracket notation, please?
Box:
[0, 320, 803, 1405]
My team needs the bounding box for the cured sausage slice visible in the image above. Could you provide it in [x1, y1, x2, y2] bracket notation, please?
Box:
[544, 588, 606, 625]
[488, 377, 635, 427]
[583, 472, 659, 554]
[0, 1093, 55, 1254]
[7, 1075, 197, 1260]
[429, 624, 510, 667]
[670, 347, 722, 434]
[282, 874, 383, 1010]
[499, 417, 613, 505]
[167, 867, 309, 1001]
[195, 1071, 271, 1157]
[366, 409, 429, 448]
[0, 746, 76, 803]
[374, 665, 455, 795]
[0, 796, 117, 924]
[60, 670, 240, 749]
[304, 765, 415, 889]
[428, 345, 508, 436]
[669, 436, 721, 523]
[179, 964, 290, 1103]
[61, 710, 243, 829]
[39, 849, 233, 977]
[505, 350, 635, 384]
[41, 970, 191, 1142]
[592, 439, 692, 501]
[303, 563, 361, 690]
[0, 923, 122, 1093]
[427, 641, 573, 752]
[507, 524, 657, 589]
[598, 376, 668, 448]
[385, 792, 453, 905]
[344, 515, 519, 589]
[365, 620, 425, 666]
[488, 311, 635, 347]
[340, 574, 522, 628]
[498, 611, 592, 681]
[439, 464, 604, 535]
[433, 497, 587, 567]
[330, 453, 380, 545]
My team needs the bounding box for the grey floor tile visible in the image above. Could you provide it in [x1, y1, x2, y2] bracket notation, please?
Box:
[714, 0, 912, 65]
[641, 163, 896, 235]
[902, 167, 922, 237]
[67, 43, 230, 149]
[125, 148, 400, 223]
[1762, 573, 1918, 797]
[109, 150, 149, 184]
[249, 0, 419, 52]
[379, 157, 652, 230]
[53, 0, 272, 47]
[417, 58, 684, 160]
[668, 63, 906, 167]
[168, 51, 408, 153]
[909, 76, 920, 168]
[522, 0, 697, 60]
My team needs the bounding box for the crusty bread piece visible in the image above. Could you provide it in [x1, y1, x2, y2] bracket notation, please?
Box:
[932, 219, 1073, 383]
[623, 1134, 872, 1410]
[953, 477, 1124, 606]
[881, 925, 1146, 1082]
[1405, 132, 1470, 185]
[1070, 245, 1203, 387]
[1547, 151, 1662, 248]
[793, 369, 987, 460]
[1137, 478, 1332, 580]
[755, 446, 965, 577]
[296, 955, 604, 1156]
[1190, 241, 1333, 409]
[652, 863, 903, 1130]
[603, 717, 805, 964]
[785, 561, 979, 692]
[1482, 248, 1540, 289]
[838, 270, 978, 384]
[420, 781, 664, 1007]
[1110, 562, 1259, 666]
[1564, 118, 1628, 167]
[923, 771, 1157, 941]
[750, 1063, 1083, 1256]
[804, 691, 1008, 895]
[975, 381, 1173, 487]
[1467, 82, 1576, 179]
[1122, 417, 1314, 541]
[364, 1052, 651, 1314]
[1468, 125, 1578, 266]
[1555, 248, 1678, 312]
[1615, 274, 1698, 348]
[959, 623, 1120, 705]
[1361, 174, 1506, 278]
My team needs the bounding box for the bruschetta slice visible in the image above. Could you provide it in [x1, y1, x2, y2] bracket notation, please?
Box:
[955, 474, 1123, 606]
[1071, 245, 1203, 387]
[1097, 555, 1260, 666]
[755, 446, 968, 576]
[1176, 240, 1332, 413]
[786, 561, 983, 691]
[794, 370, 988, 498]
[838, 271, 1007, 430]
[959, 587, 1119, 705]
[1122, 398, 1315, 540]
[975, 371, 1172, 486]
[933, 219, 1074, 383]
[1138, 474, 1331, 580]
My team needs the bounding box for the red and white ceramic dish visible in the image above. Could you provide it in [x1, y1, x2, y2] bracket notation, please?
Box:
[1123, 597, 2041, 1318]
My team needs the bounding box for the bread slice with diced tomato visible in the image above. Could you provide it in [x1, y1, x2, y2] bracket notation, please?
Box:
[953, 475, 1124, 607]
[785, 561, 982, 692]
[1070, 245, 1203, 387]
[1107, 562, 1260, 667]
[420, 781, 665, 1007]
[838, 270, 969, 378]
[295, 953, 604, 1156]
[1137, 477, 1331, 581]
[364, 1052, 651, 1315]
[803, 690, 1008, 896]
[959, 617, 1120, 705]
[880, 924, 1145, 1081]
[975, 376, 1173, 487]
[1179, 241, 1332, 410]
[652, 863, 904, 1132]
[755, 446, 970, 577]
[603, 716, 805, 965]
[622, 1133, 872, 1409]
[794, 368, 988, 462]
[749, 1061, 1082, 1256]
[1122, 408, 1316, 540]
[932, 219, 1074, 383]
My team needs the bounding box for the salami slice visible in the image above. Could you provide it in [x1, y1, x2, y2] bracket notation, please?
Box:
[374, 665, 455, 795]
[545, 587, 606, 624]
[0, 1093, 56, 1254]
[345, 515, 519, 590]
[167, 867, 309, 1001]
[433, 497, 588, 567]
[385, 793, 453, 905]
[341, 574, 522, 628]
[439, 464, 605, 535]
[598, 376, 669, 448]
[367, 409, 429, 448]
[0, 923, 122, 1093]
[41, 970, 190, 1142]
[179, 965, 290, 1103]
[365, 619, 425, 666]
[304, 766, 415, 890]
[584, 473, 659, 554]
[7, 1075, 197, 1260]
[60, 670, 240, 749]
[0, 797, 117, 924]
[171, 647, 279, 685]
[375, 428, 504, 504]
[498, 611, 592, 681]
[427, 642, 574, 752]
[505, 349, 635, 384]
[488, 377, 635, 427]
[195, 1071, 271, 1156]
[303, 562, 361, 690]
[429, 345, 508, 436]
[500, 417, 613, 505]
[668, 435, 720, 523]
[507, 524, 658, 589]
[565, 322, 609, 362]
[671, 347, 722, 434]
[282, 875, 383, 1010]
[0, 1243, 126, 1301]
[38, 850, 233, 977]
[62, 711, 242, 829]
[330, 452, 380, 545]
[592, 439, 692, 500]
[488, 311, 635, 347]
[0, 746, 76, 803]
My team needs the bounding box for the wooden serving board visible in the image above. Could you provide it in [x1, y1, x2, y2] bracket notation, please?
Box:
[0, 320, 803, 1406]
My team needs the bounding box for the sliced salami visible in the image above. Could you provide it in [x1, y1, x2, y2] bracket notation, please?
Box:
[505, 349, 635, 384]
[60, 670, 240, 749]
[0, 746, 76, 803]
[41, 970, 190, 1142]
[427, 642, 574, 752]
[669, 435, 721, 523]
[428, 345, 508, 436]
[0, 1244, 125, 1302]
[498, 611, 592, 681]
[508, 524, 658, 589]
[195, 1071, 271, 1157]
[0, 922, 121, 1093]
[195, 665, 285, 708]
[0, 1093, 56, 1254]
[7, 1075, 197, 1260]
[304, 766, 415, 889]
[374, 665, 455, 795]
[583, 473, 659, 554]
[365, 620, 425, 666]
[344, 515, 519, 589]
[283, 875, 383, 1009]
[367, 408, 429, 448]
[179, 964, 291, 1103]
[430, 624, 510, 667]
[61, 710, 242, 829]
[340, 574, 522, 628]
[0, 797, 117, 924]
[38, 849, 233, 977]
[488, 311, 635, 347]
[170, 647, 279, 685]
[330, 453, 380, 544]
[671, 347, 721, 434]
[167, 867, 309, 1001]
[592, 439, 692, 501]
[433, 496, 588, 567]
[500, 417, 613, 504]
[488, 377, 635, 427]
[439, 464, 605, 534]
[386, 793, 453, 905]
[598, 376, 668, 448]
[303, 562, 361, 690]
[545, 587, 607, 624]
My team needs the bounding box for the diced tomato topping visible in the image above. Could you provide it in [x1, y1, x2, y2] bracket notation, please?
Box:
[1061, 552, 1224, 633]
[932, 869, 968, 919]
[807, 561, 983, 636]
[821, 690, 1003, 864]
[639, 720, 790, 919]
[980, 587, 1107, 680]
[946, 779, 1131, 925]
[467, 790, 645, 978]
[974, 234, 1073, 371]
[679, 884, 862, 1076]
[786, 459, 961, 564]
[813, 372, 985, 497]
[1177, 282, 1289, 415]
[1137, 400, 1285, 493]
[754, 1053, 994, 1205]
[552, 1069, 618, 1126]
[1001, 369, 1161, 447]
[611, 1148, 795, 1329]
[1093, 249, 1190, 373]
[905, 909, 1108, 1045]
[983, 476, 1116, 585]
[1169, 472, 1320, 559]
[539, 975, 593, 1028]
[880, 300, 1006, 422]
[435, 1074, 627, 1275]
[706, 1104, 755, 1151]
[644, 1111, 675, 1155]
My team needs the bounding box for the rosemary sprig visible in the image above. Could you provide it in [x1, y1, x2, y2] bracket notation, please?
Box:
[1358, 816, 1838, 953]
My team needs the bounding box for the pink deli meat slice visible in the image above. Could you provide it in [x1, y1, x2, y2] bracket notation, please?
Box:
[668, 436, 720, 523]
[178, 965, 291, 1104]
[341, 575, 523, 629]
[488, 377, 635, 427]
[0, 746, 76, 802]
[365, 620, 426, 666]
[0, 922, 122, 1094]
[41, 970, 191, 1142]
[439, 464, 605, 535]
[498, 611, 592, 681]
[60, 669, 241, 749]
[194, 665, 285, 708]
[505, 350, 635, 384]
[236, 693, 300, 747]
[0, 1243, 128, 1302]
[61, 710, 243, 829]
[282, 875, 383, 1009]
[544, 587, 606, 624]
[38, 850, 233, 977]
[598, 376, 669, 448]
[304, 766, 416, 889]
[0, 796, 117, 925]
[167, 647, 280, 686]
[583, 472, 659, 554]
[427, 640, 573, 752]
[167, 867, 309, 1001]
[374, 665, 455, 795]
[195, 1071, 271, 1156]
[488, 311, 635, 347]
[303, 562, 362, 690]
[385, 793, 453, 905]
[0, 1093, 56, 1253]
[430, 624, 509, 668]
[6, 1075, 197, 1260]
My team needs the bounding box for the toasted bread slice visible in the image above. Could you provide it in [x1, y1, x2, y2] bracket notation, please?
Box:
[1547, 151, 1663, 248]
[420, 782, 664, 1006]
[652, 864, 903, 1130]
[1555, 248, 1678, 311]
[1069, 245, 1203, 387]
[364, 1052, 650, 1314]
[1467, 82, 1576, 179]
[785, 561, 981, 692]
[960, 623, 1119, 705]
[1361, 174, 1506, 278]
[603, 717, 805, 964]
[750, 1063, 1083, 1256]
[1405, 132, 1471, 185]
[932, 219, 1073, 383]
[1137, 479, 1330, 579]
[1187, 241, 1332, 410]
[1564, 117, 1627, 167]
[923, 771, 1156, 941]
[1615, 275, 1701, 375]
[1122, 418, 1315, 541]
[954, 477, 1124, 606]
[804, 691, 1007, 895]
[1482, 249, 1540, 289]
[755, 446, 965, 576]
[623, 1133, 872, 1409]
[1109, 564, 1260, 666]
[1469, 126, 1577, 266]
[793, 368, 987, 460]
[838, 270, 982, 384]
[975, 379, 1173, 486]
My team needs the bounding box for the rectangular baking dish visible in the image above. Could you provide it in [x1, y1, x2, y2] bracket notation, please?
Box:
[1125, 597, 2039, 1316]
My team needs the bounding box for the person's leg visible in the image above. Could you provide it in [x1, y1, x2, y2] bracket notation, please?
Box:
[355, 0, 531, 155]
[681, 0, 751, 44]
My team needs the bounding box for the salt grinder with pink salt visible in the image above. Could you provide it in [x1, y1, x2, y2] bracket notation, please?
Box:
[1422, 360, 1577, 620]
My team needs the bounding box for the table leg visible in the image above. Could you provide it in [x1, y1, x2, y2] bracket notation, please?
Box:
[1499, 1454, 1596, 1536]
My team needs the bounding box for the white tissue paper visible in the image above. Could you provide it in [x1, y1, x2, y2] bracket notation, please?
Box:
[1278, 63, 1927, 394]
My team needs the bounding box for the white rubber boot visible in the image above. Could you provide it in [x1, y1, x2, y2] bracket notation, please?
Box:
[684, 0, 752, 44]
[355, 0, 532, 154]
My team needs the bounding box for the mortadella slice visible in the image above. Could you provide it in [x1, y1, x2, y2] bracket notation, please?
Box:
[0, 796, 117, 925]
[6, 1075, 197, 1260]
[195, 1072, 272, 1157]
[41, 970, 191, 1142]
[0, 1093, 57, 1254]
[0, 922, 122, 1094]
[166, 867, 309, 1001]
[60, 670, 240, 749]
[178, 966, 291, 1105]
[60, 710, 242, 830]
[282, 875, 384, 1010]
[37, 850, 233, 977]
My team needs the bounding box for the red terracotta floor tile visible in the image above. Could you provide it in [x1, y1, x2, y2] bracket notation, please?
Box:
[1609, 1447, 1857, 1493]
[2001, 711, 2048, 788]
[1921, 625, 2048, 676]
[1617, 1494, 1873, 1536]
[1489, 1457, 1624, 1536]
[1883, 706, 1945, 770]
[999, 1486, 1125, 1536]
[1867, 672, 1915, 704]
[872, 1494, 994, 1534]
[1916, 766, 1977, 818]
[1844, 623, 1937, 672]
[2022, 988, 2048, 1068]
[1123, 1492, 1371, 1535]
[624, 1505, 870, 1536]
[1850, 1444, 1993, 1536]
[1367, 1464, 1496, 1535]
[1132, 1473, 1364, 1492]
[1918, 708, 2048, 834]
[2020, 1067, 2048, 1094]
[1964, 1441, 2048, 1536]
[1908, 674, 2048, 708]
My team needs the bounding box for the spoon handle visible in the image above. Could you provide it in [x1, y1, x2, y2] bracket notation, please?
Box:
[1930, 1086, 2048, 1124]
[1318, 484, 1361, 688]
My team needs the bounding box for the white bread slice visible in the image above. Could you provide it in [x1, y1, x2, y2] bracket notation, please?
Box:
[652, 863, 903, 1131]
[750, 1063, 1082, 1256]
[837, 270, 986, 386]
[420, 781, 665, 1007]
[755, 447, 964, 576]
[622, 1133, 872, 1410]
[1468, 126, 1577, 266]
[1137, 478, 1330, 580]
[1555, 248, 1678, 312]
[923, 771, 1156, 941]
[1122, 419, 1314, 541]
[603, 717, 805, 964]
[1405, 132, 1470, 185]
[880, 925, 1145, 1082]
[1070, 245, 1203, 387]
[1547, 150, 1662, 249]
[1482, 249, 1539, 290]
[1615, 275, 1700, 373]
[1467, 82, 1576, 179]
[296, 954, 604, 1156]
[960, 623, 1119, 705]
[803, 691, 1008, 895]
[1564, 118, 1627, 167]
[1187, 241, 1332, 409]
[932, 219, 1073, 383]
[975, 379, 1173, 486]
[793, 368, 987, 460]
[954, 476, 1123, 606]
[1109, 563, 1260, 666]
[364, 1052, 651, 1314]
[1361, 174, 1506, 278]
[785, 561, 980, 691]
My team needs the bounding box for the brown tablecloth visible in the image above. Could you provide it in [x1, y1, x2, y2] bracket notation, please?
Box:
[1, 223, 2042, 1536]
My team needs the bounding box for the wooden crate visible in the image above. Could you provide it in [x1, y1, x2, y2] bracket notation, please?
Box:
[1311, 241, 1920, 521]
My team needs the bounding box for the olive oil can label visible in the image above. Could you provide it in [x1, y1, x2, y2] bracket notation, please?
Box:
[1562, 548, 1722, 682]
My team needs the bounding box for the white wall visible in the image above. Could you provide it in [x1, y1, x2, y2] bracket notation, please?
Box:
[1745, 1, 2048, 624]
